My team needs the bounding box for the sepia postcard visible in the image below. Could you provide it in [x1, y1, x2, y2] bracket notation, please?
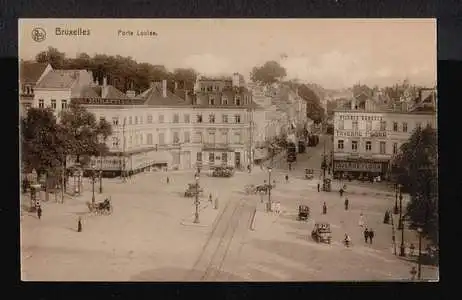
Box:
[19, 18, 438, 281]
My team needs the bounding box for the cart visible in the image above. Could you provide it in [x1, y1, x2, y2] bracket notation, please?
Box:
[184, 183, 204, 197]
[305, 169, 314, 180]
[311, 222, 332, 244]
[298, 205, 310, 221]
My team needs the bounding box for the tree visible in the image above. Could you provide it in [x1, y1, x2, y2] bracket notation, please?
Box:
[21, 108, 63, 177]
[35, 46, 66, 68]
[59, 101, 113, 168]
[172, 68, 197, 89]
[250, 61, 287, 85]
[393, 125, 438, 244]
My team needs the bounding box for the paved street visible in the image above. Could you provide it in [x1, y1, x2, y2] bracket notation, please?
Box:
[20, 135, 438, 281]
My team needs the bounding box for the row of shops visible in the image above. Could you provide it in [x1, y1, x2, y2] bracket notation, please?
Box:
[332, 158, 390, 180]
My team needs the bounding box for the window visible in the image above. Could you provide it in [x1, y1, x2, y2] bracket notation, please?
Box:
[129, 116, 133, 125]
[380, 141, 386, 154]
[207, 85, 213, 92]
[140, 134, 143, 145]
[208, 131, 215, 144]
[135, 116, 138, 125]
[147, 133, 153, 145]
[380, 121, 386, 131]
[234, 114, 241, 123]
[173, 114, 179, 123]
[197, 152, 202, 162]
[201, 86, 205, 92]
[393, 142, 398, 154]
[184, 114, 190, 123]
[209, 152, 215, 162]
[184, 131, 190, 143]
[209, 96, 215, 105]
[222, 114, 228, 123]
[209, 114, 215, 123]
[366, 120, 372, 131]
[112, 137, 119, 147]
[99, 116, 106, 122]
[173, 132, 180, 144]
[196, 114, 203, 123]
[222, 96, 228, 105]
[393, 122, 398, 132]
[158, 133, 165, 145]
[222, 152, 228, 162]
[338, 119, 344, 130]
[196, 132, 203, 143]
[51, 99, 56, 110]
[222, 131, 228, 143]
[61, 100, 67, 110]
[235, 96, 241, 106]
[140, 116, 143, 124]
[402, 122, 408, 132]
[129, 136, 133, 146]
[24, 103, 31, 110]
[159, 114, 164, 123]
[147, 114, 153, 124]
[352, 120, 358, 131]
[38, 99, 44, 108]
[234, 132, 242, 144]
[365, 141, 372, 151]
[337, 140, 344, 149]
[352, 141, 358, 151]
[112, 117, 119, 126]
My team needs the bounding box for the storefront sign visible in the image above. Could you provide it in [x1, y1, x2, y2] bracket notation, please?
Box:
[334, 161, 382, 172]
[335, 130, 387, 138]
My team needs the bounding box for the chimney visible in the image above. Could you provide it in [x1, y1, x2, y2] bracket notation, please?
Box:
[162, 80, 167, 97]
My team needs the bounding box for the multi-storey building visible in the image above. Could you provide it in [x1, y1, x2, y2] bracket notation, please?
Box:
[19, 62, 52, 117]
[332, 91, 436, 180]
[73, 75, 256, 174]
[32, 68, 94, 116]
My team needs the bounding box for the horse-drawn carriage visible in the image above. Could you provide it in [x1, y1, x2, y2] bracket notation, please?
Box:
[298, 205, 310, 221]
[305, 169, 314, 180]
[87, 197, 113, 215]
[184, 183, 204, 197]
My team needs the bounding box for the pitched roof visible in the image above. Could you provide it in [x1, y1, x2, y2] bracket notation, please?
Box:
[20, 62, 49, 83]
[35, 69, 81, 89]
[106, 85, 129, 99]
[141, 85, 188, 106]
[78, 84, 129, 99]
[79, 85, 100, 98]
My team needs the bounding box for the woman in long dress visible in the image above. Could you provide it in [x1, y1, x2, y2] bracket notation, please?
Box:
[359, 213, 365, 227]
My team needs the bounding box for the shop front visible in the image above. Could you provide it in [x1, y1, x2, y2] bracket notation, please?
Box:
[333, 159, 389, 180]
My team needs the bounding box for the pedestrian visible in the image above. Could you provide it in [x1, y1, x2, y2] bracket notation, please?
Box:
[344, 233, 351, 247]
[77, 216, 82, 232]
[285, 174, 289, 183]
[369, 229, 375, 244]
[322, 202, 327, 214]
[209, 193, 213, 203]
[317, 182, 320, 192]
[339, 187, 344, 197]
[166, 176, 170, 184]
[214, 197, 219, 210]
[289, 163, 292, 171]
[344, 197, 349, 210]
[37, 206, 42, 220]
[358, 213, 365, 227]
[410, 266, 417, 281]
[275, 202, 281, 214]
[383, 210, 390, 224]
[364, 228, 369, 243]
[409, 243, 416, 256]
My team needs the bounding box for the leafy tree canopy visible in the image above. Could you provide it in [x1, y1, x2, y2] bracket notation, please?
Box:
[250, 61, 287, 85]
[393, 125, 438, 244]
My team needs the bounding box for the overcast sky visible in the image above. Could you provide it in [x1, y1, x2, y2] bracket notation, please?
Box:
[19, 19, 436, 89]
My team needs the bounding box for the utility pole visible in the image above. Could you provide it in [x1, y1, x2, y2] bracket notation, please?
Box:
[121, 118, 126, 182]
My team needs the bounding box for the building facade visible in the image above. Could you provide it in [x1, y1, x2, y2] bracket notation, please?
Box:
[73, 76, 255, 175]
[332, 99, 436, 179]
[19, 62, 52, 117]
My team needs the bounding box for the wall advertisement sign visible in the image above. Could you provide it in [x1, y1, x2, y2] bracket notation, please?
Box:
[334, 160, 382, 172]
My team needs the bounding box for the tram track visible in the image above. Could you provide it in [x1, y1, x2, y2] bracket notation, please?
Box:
[186, 197, 252, 281]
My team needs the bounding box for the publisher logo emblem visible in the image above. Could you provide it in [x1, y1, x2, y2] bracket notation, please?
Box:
[32, 27, 46, 42]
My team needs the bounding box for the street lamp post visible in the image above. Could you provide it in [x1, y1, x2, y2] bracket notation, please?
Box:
[394, 183, 399, 214]
[268, 167, 272, 212]
[91, 165, 96, 205]
[399, 188, 406, 256]
[193, 175, 200, 223]
[417, 227, 423, 280]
